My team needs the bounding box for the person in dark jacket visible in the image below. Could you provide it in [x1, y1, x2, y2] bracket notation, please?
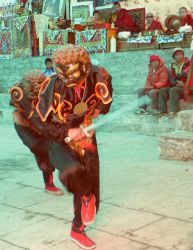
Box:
[110, 2, 139, 32]
[158, 48, 190, 116]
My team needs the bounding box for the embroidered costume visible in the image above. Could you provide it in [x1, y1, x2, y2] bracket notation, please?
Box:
[10, 44, 113, 250]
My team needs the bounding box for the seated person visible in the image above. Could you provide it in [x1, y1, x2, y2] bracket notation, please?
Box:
[137, 55, 168, 114]
[179, 7, 193, 28]
[158, 48, 190, 117]
[110, 2, 139, 32]
[92, 10, 103, 23]
[88, 10, 109, 29]
[145, 12, 166, 33]
[43, 58, 55, 77]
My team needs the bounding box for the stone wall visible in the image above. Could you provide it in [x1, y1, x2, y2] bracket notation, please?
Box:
[1, 48, 192, 136]
[0, 48, 191, 94]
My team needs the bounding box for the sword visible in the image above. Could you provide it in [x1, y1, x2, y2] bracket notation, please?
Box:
[64, 95, 151, 143]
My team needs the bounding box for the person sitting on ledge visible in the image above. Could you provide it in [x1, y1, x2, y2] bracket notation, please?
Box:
[179, 6, 193, 29]
[158, 48, 190, 117]
[110, 2, 140, 33]
[137, 55, 168, 115]
[145, 12, 166, 33]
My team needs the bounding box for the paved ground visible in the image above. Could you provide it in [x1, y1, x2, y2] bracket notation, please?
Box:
[0, 124, 193, 250]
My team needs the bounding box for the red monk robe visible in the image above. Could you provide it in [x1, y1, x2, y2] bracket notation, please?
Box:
[114, 9, 139, 32]
[146, 20, 163, 31]
[181, 14, 193, 29]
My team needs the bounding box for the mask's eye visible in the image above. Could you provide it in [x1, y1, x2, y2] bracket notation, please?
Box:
[55, 67, 64, 77]
[66, 63, 80, 75]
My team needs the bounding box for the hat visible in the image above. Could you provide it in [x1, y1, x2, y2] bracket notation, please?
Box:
[149, 54, 160, 62]
[172, 48, 184, 58]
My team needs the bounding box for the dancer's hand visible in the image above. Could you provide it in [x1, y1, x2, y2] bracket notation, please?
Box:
[68, 127, 86, 141]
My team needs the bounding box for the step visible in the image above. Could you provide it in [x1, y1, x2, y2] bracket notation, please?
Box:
[0, 93, 10, 108]
[177, 110, 193, 132]
[159, 130, 193, 160]
[0, 49, 191, 94]
[0, 108, 13, 125]
[95, 110, 180, 135]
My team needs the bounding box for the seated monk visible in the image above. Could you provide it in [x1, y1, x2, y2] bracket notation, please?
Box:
[89, 10, 110, 29]
[92, 10, 104, 23]
[145, 12, 166, 33]
[110, 2, 140, 32]
[179, 6, 193, 28]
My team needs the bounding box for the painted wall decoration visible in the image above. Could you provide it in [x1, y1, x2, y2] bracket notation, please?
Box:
[71, 1, 93, 22]
[42, 0, 66, 19]
[11, 15, 32, 58]
[0, 30, 13, 58]
[0, 15, 32, 59]
[75, 28, 107, 53]
[42, 29, 68, 56]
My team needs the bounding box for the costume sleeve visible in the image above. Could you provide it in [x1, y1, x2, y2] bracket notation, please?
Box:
[29, 110, 70, 142]
[95, 67, 113, 115]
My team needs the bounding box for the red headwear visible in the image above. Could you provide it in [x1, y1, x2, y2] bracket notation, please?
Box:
[149, 54, 161, 62]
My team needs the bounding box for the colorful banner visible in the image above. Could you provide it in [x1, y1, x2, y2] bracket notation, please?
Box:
[75, 28, 107, 53]
[156, 33, 184, 44]
[11, 15, 32, 58]
[0, 30, 13, 59]
[43, 29, 68, 56]
[127, 36, 152, 44]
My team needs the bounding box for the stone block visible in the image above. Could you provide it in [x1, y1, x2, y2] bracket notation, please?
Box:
[159, 130, 193, 160]
[177, 109, 193, 132]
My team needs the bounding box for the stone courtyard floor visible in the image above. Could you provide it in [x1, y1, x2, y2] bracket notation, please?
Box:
[0, 124, 193, 250]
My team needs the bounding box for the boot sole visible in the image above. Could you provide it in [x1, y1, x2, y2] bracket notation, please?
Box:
[44, 189, 64, 196]
[71, 237, 96, 250]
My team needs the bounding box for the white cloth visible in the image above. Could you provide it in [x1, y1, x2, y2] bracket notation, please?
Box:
[179, 24, 192, 33]
[118, 31, 131, 39]
[33, 14, 49, 38]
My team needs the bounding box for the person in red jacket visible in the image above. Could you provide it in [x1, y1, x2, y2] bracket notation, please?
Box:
[110, 2, 139, 32]
[179, 7, 193, 28]
[158, 48, 190, 116]
[137, 55, 169, 114]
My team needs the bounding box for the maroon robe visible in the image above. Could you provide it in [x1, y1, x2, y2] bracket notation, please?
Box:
[115, 9, 139, 32]
[146, 20, 163, 31]
[180, 14, 193, 28]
